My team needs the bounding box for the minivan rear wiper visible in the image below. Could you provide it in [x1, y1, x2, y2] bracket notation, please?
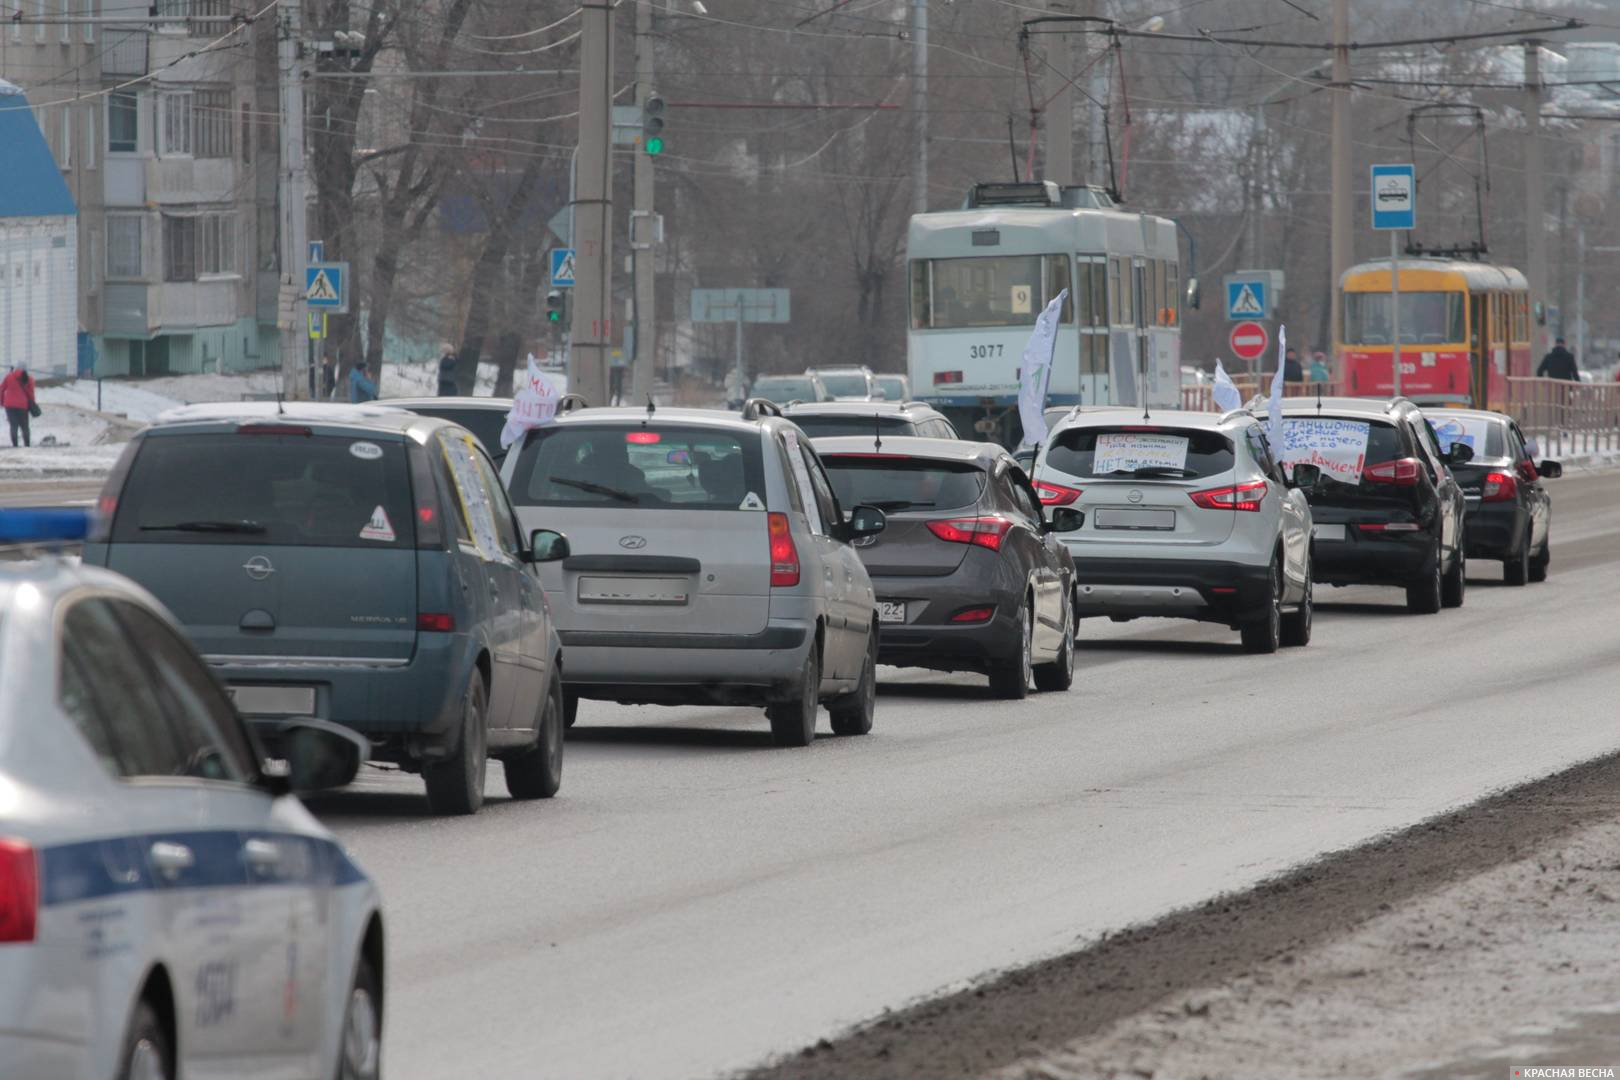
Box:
[552, 477, 639, 504]
[139, 520, 267, 534]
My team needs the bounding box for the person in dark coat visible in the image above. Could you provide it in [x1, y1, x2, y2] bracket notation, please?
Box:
[1, 365, 38, 447]
[1537, 337, 1579, 381]
[1282, 346, 1305, 384]
[437, 343, 459, 396]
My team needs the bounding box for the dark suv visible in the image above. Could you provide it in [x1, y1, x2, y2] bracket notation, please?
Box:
[83, 403, 569, 815]
[1430, 409, 1561, 585]
[1271, 397, 1470, 614]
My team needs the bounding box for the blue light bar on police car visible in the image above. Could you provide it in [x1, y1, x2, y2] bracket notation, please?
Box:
[0, 508, 94, 544]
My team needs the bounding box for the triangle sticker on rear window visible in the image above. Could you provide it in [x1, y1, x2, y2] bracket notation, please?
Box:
[359, 505, 397, 542]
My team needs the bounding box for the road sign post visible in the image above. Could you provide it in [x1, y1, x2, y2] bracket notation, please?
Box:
[1371, 164, 1416, 396]
[1229, 321, 1270, 372]
[690, 288, 792, 397]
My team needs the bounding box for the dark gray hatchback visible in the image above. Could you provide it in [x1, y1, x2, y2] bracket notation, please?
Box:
[82, 403, 569, 815]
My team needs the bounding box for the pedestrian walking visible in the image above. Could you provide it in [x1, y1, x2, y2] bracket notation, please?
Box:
[350, 361, 379, 403]
[609, 353, 629, 406]
[1537, 337, 1579, 381]
[1283, 346, 1305, 384]
[1, 365, 39, 447]
[1309, 350, 1331, 383]
[437, 342, 459, 397]
[321, 355, 337, 401]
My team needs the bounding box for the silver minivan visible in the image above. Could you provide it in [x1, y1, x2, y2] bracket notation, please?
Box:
[501, 401, 888, 746]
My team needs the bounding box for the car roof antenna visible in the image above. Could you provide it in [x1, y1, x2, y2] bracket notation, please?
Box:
[276, 389, 285, 416]
[643, 395, 655, 426]
[1316, 384, 1323, 416]
[874, 412, 882, 453]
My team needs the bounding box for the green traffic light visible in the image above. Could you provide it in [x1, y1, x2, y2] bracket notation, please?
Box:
[547, 309, 561, 322]
[645, 136, 665, 156]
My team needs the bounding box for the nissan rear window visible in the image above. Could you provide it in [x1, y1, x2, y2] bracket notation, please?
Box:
[821, 456, 985, 513]
[110, 432, 415, 548]
[510, 425, 766, 510]
[1277, 417, 1405, 486]
[1045, 427, 1234, 480]
[790, 415, 916, 439]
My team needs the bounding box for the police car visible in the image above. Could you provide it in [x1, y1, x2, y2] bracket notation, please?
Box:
[0, 510, 385, 1080]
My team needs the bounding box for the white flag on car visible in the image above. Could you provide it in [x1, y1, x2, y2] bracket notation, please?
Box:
[1017, 288, 1069, 449]
[500, 354, 562, 449]
[1211, 359, 1243, 413]
[1267, 325, 1287, 448]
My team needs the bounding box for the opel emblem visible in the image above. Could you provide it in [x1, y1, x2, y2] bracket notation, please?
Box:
[618, 535, 648, 550]
[1127, 489, 1143, 504]
[242, 555, 276, 580]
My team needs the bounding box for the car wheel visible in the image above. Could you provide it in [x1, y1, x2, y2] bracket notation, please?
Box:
[989, 601, 1032, 699]
[829, 630, 876, 736]
[563, 690, 580, 729]
[766, 644, 820, 747]
[1033, 593, 1075, 692]
[1529, 537, 1550, 583]
[504, 674, 564, 800]
[1503, 530, 1530, 586]
[424, 672, 488, 815]
[1280, 560, 1313, 648]
[1240, 560, 1282, 654]
[337, 955, 382, 1080]
[1441, 534, 1466, 608]
[1406, 540, 1443, 615]
[119, 1000, 172, 1080]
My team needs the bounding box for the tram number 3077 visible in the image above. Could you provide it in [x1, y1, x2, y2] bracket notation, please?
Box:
[969, 343, 1005, 359]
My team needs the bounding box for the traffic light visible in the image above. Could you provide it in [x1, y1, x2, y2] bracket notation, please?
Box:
[642, 95, 665, 156]
[546, 289, 567, 324]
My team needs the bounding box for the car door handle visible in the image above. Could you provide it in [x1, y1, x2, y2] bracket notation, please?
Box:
[242, 838, 281, 870]
[148, 841, 194, 878]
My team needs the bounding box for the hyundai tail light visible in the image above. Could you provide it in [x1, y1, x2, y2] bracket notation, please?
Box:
[768, 512, 800, 586]
[926, 517, 1014, 551]
[0, 838, 38, 944]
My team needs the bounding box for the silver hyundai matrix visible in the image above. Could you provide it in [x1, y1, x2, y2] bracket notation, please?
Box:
[501, 400, 888, 746]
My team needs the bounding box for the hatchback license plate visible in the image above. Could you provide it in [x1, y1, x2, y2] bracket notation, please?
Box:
[1094, 508, 1175, 531]
[578, 576, 690, 605]
[1313, 524, 1346, 542]
[877, 601, 907, 624]
[229, 685, 316, 717]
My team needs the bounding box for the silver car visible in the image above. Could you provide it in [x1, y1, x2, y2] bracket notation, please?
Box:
[805, 365, 884, 401]
[1031, 407, 1317, 653]
[500, 401, 888, 746]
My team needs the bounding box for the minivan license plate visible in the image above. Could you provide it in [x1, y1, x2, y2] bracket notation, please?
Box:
[1094, 508, 1175, 531]
[578, 576, 689, 605]
[229, 685, 316, 717]
[878, 601, 906, 624]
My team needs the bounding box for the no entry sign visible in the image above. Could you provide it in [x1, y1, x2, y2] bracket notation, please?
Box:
[1229, 321, 1270, 362]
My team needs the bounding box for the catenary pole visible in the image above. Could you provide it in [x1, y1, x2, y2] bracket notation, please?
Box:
[632, 0, 656, 404]
[911, 0, 928, 213]
[570, 1, 614, 407]
[1524, 40, 1548, 359]
[277, 0, 311, 399]
[1329, 0, 1351, 376]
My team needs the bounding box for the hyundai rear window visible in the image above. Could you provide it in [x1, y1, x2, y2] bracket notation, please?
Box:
[790, 415, 915, 439]
[511, 425, 766, 510]
[110, 432, 415, 548]
[1045, 427, 1233, 480]
[822, 456, 985, 513]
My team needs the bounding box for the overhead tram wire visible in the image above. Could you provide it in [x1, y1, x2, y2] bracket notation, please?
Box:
[464, 7, 580, 42]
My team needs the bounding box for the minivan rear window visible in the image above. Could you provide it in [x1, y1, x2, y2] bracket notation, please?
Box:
[1045, 426, 1234, 480]
[821, 455, 985, 513]
[110, 433, 416, 548]
[510, 425, 766, 510]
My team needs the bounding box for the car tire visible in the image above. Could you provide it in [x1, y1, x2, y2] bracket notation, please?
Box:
[563, 690, 579, 729]
[118, 999, 172, 1080]
[504, 674, 564, 800]
[337, 954, 383, 1080]
[424, 672, 488, 816]
[1503, 530, 1530, 586]
[1529, 537, 1550, 583]
[1406, 540, 1443, 615]
[829, 630, 876, 736]
[989, 602, 1033, 699]
[1280, 561, 1313, 648]
[1441, 534, 1466, 609]
[1240, 560, 1282, 654]
[1033, 593, 1075, 692]
[766, 644, 820, 747]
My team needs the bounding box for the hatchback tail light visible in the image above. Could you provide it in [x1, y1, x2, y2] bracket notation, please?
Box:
[0, 838, 38, 945]
[768, 512, 800, 586]
[949, 606, 996, 623]
[1364, 458, 1421, 486]
[1034, 480, 1082, 506]
[926, 516, 1014, 552]
[417, 613, 455, 632]
[1481, 471, 1518, 502]
[1188, 480, 1268, 512]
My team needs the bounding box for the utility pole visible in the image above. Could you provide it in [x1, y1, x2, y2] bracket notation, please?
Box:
[1524, 40, 1548, 359]
[631, 0, 656, 404]
[570, 1, 614, 407]
[911, 0, 927, 214]
[1328, 0, 1351, 371]
[277, 0, 311, 400]
[1042, 1, 1073, 186]
[1083, 31, 1107, 188]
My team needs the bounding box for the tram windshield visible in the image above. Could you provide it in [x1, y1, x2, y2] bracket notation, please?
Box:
[910, 255, 1072, 329]
[1343, 291, 1466, 346]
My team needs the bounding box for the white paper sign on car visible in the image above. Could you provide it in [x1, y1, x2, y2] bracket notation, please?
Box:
[1279, 418, 1371, 484]
[500, 355, 561, 449]
[1092, 433, 1189, 475]
[782, 430, 823, 534]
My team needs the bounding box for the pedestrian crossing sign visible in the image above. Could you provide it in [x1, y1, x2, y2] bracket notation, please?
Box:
[1226, 281, 1265, 319]
[306, 262, 348, 312]
[550, 248, 576, 288]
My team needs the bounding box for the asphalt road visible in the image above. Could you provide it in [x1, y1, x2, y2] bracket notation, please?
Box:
[292, 466, 1620, 1080]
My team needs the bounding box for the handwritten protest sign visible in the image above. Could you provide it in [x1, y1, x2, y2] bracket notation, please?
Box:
[500, 355, 561, 449]
[1092, 433, 1189, 475]
[1279, 418, 1371, 484]
[1430, 416, 1489, 454]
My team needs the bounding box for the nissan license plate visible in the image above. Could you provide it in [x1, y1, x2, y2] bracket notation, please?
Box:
[1313, 524, 1346, 542]
[878, 600, 907, 624]
[229, 685, 316, 717]
[1094, 508, 1175, 531]
[578, 576, 690, 605]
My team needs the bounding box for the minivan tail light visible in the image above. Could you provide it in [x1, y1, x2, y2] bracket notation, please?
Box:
[405, 443, 444, 550]
[417, 613, 455, 632]
[768, 512, 800, 587]
[1034, 480, 1081, 506]
[1364, 458, 1421, 486]
[1482, 471, 1518, 502]
[926, 516, 1014, 551]
[0, 838, 38, 944]
[1189, 480, 1268, 512]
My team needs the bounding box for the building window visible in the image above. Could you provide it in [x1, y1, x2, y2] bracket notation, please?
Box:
[35, 0, 46, 43]
[194, 88, 231, 158]
[83, 102, 96, 169]
[60, 0, 71, 43]
[107, 215, 144, 278]
[164, 215, 195, 280]
[161, 92, 192, 156]
[199, 212, 235, 275]
[107, 89, 137, 152]
[84, 0, 96, 43]
[164, 212, 236, 280]
[240, 102, 251, 164]
[59, 108, 72, 169]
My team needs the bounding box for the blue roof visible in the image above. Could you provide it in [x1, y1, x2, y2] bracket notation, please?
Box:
[0, 80, 78, 219]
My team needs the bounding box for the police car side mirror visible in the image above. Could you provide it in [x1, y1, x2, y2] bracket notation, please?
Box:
[1289, 463, 1322, 490]
[278, 719, 368, 793]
